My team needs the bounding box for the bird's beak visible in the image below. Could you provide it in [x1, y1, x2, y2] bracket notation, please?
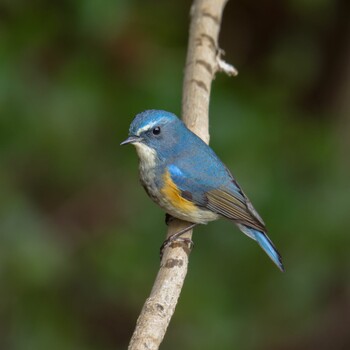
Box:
[120, 135, 141, 146]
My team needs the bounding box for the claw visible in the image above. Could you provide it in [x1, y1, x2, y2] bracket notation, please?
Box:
[159, 223, 197, 259]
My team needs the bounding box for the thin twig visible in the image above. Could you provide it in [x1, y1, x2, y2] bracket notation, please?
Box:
[128, 1, 234, 349]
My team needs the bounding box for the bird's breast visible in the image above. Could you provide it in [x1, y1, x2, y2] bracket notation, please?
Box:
[134, 143, 218, 223]
[134, 143, 160, 201]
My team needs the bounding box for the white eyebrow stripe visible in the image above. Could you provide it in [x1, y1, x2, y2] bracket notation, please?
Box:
[135, 120, 160, 136]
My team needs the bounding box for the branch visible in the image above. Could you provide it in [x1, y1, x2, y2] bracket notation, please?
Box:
[128, 1, 235, 349]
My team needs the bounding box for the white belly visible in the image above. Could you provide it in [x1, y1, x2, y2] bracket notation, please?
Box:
[163, 205, 219, 224]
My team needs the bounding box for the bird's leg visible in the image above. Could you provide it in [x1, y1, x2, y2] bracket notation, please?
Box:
[160, 223, 197, 259]
[165, 223, 196, 245]
[165, 213, 175, 226]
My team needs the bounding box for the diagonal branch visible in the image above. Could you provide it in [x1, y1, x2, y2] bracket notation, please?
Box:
[128, 1, 235, 349]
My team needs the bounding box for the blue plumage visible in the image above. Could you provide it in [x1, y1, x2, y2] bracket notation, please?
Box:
[240, 226, 284, 272]
[121, 110, 285, 272]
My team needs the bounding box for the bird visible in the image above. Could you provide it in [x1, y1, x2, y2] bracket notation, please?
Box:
[121, 110, 284, 271]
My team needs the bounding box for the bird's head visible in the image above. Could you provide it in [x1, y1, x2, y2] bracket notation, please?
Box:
[121, 110, 184, 161]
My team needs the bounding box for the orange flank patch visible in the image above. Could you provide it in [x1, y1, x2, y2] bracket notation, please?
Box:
[161, 170, 197, 213]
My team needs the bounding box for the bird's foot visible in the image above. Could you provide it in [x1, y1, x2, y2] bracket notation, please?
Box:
[160, 223, 197, 260]
[160, 237, 194, 260]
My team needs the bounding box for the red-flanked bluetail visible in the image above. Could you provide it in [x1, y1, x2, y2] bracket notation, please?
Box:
[121, 110, 284, 272]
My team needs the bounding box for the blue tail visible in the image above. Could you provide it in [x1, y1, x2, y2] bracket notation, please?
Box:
[239, 225, 284, 272]
[253, 229, 284, 272]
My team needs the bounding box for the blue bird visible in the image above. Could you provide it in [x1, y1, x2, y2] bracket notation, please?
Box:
[121, 110, 284, 272]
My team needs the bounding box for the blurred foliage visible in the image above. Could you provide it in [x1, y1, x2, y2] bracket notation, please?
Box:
[1, 0, 350, 349]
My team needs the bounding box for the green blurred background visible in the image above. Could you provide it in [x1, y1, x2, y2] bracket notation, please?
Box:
[1, 0, 350, 349]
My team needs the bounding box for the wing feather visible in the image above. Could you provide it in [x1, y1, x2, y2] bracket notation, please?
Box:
[206, 189, 265, 232]
[167, 164, 265, 232]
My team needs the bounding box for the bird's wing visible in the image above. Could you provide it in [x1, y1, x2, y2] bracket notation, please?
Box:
[205, 188, 265, 231]
[167, 164, 265, 232]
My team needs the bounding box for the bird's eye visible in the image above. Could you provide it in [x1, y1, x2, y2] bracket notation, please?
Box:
[152, 126, 161, 135]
